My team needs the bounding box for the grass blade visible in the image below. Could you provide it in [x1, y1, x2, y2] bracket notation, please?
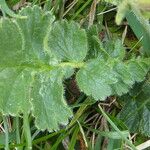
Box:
[98, 104, 137, 150]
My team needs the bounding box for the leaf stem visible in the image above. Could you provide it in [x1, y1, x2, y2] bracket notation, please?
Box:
[3, 116, 9, 150]
[23, 114, 32, 150]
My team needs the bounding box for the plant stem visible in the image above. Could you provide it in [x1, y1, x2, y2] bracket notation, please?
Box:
[23, 113, 32, 150]
[15, 117, 23, 150]
[3, 116, 9, 150]
[16, 117, 21, 143]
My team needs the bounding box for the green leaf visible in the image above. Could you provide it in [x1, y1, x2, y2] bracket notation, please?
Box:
[0, 6, 75, 131]
[118, 82, 150, 136]
[16, 6, 55, 63]
[86, 25, 103, 59]
[103, 39, 125, 60]
[31, 69, 72, 131]
[77, 59, 117, 100]
[47, 20, 88, 62]
[76, 57, 150, 100]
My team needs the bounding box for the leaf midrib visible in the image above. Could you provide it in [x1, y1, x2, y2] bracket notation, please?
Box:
[0, 62, 85, 71]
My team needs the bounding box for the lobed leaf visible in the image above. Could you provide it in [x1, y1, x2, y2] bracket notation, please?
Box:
[0, 5, 149, 133]
[31, 69, 72, 131]
[76, 57, 150, 100]
[47, 20, 88, 62]
[0, 6, 80, 131]
[16, 6, 55, 63]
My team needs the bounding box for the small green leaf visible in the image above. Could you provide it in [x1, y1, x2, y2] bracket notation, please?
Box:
[31, 69, 72, 131]
[127, 59, 150, 82]
[76, 58, 150, 100]
[118, 82, 150, 136]
[48, 20, 88, 62]
[77, 59, 117, 100]
[16, 6, 55, 63]
[103, 39, 125, 60]
[86, 25, 103, 59]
